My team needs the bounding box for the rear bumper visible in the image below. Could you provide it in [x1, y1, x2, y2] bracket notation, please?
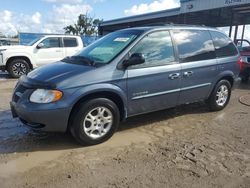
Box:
[10, 101, 71, 132]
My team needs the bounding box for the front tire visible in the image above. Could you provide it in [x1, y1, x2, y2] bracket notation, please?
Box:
[207, 80, 231, 111]
[7, 59, 30, 78]
[70, 98, 120, 145]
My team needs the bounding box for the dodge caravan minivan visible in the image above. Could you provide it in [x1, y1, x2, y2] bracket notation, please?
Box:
[10, 25, 240, 145]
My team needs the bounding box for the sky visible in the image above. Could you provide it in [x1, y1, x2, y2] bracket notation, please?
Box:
[0, 0, 249, 41]
[0, 0, 180, 36]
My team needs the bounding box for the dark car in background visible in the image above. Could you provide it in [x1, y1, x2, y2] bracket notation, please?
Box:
[235, 39, 250, 82]
[10, 25, 240, 145]
[0, 39, 11, 46]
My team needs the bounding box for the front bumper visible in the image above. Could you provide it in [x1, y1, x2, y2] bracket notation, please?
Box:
[0, 65, 5, 71]
[10, 101, 71, 132]
[0, 54, 5, 71]
[10, 77, 72, 132]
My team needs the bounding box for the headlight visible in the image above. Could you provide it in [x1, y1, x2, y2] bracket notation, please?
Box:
[30, 89, 63, 103]
[0, 49, 6, 55]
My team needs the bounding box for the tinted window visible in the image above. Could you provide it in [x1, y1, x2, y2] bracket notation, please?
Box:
[42, 37, 60, 48]
[210, 31, 238, 58]
[130, 31, 175, 68]
[64, 38, 78, 47]
[173, 30, 215, 63]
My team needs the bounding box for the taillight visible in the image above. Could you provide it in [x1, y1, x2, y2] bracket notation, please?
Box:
[237, 57, 243, 71]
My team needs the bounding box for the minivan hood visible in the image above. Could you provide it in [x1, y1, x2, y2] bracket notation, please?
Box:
[27, 61, 95, 85]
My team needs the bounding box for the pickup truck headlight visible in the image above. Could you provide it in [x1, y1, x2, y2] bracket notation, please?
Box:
[0, 49, 6, 55]
[30, 89, 63, 103]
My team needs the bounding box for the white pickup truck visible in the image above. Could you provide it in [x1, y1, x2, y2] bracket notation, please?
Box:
[0, 35, 84, 78]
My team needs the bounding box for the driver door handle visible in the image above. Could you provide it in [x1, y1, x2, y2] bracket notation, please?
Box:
[169, 73, 180, 80]
[183, 71, 193, 77]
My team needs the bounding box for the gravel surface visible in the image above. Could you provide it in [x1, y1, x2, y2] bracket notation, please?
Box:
[0, 72, 249, 188]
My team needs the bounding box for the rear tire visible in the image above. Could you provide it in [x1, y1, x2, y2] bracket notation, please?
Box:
[207, 80, 231, 111]
[70, 98, 120, 145]
[7, 58, 30, 78]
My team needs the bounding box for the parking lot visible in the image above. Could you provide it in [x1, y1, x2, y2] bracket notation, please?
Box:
[0, 71, 250, 188]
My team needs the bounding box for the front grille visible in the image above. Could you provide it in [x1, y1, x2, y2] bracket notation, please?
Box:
[12, 83, 28, 102]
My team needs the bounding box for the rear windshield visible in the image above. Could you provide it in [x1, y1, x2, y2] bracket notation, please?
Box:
[210, 31, 238, 58]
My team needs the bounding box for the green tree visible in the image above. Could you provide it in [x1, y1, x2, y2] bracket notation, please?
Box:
[64, 14, 102, 36]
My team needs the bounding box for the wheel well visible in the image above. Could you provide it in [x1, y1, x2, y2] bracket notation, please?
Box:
[68, 91, 125, 128]
[6, 56, 33, 70]
[219, 76, 234, 87]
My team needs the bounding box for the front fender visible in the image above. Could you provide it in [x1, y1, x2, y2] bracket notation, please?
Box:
[69, 83, 127, 110]
[6, 52, 34, 66]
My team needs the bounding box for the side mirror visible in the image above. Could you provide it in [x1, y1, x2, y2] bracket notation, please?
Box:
[123, 53, 145, 68]
[37, 43, 45, 49]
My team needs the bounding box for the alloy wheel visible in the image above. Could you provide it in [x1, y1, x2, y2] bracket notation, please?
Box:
[216, 85, 229, 106]
[83, 106, 113, 139]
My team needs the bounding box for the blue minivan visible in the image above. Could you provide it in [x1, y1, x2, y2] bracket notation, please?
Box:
[10, 25, 240, 145]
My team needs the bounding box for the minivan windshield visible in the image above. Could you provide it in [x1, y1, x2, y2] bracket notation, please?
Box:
[71, 30, 143, 65]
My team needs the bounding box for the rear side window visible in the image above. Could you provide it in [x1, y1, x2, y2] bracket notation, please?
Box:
[63, 38, 78, 47]
[210, 31, 238, 58]
[173, 30, 215, 63]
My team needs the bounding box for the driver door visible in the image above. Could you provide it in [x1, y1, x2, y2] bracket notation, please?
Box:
[126, 30, 181, 116]
[34, 37, 64, 66]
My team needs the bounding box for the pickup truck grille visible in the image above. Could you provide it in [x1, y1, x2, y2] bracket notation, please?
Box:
[13, 83, 28, 102]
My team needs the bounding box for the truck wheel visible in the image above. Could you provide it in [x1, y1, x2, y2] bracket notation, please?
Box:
[207, 80, 231, 111]
[70, 98, 120, 145]
[7, 59, 30, 78]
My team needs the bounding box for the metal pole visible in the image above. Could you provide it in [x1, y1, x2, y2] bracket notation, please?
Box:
[234, 25, 238, 43]
[229, 25, 232, 38]
[229, 8, 234, 38]
[241, 25, 246, 45]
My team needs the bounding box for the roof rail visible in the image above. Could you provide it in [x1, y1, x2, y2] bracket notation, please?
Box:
[139, 23, 211, 28]
[142, 22, 174, 26]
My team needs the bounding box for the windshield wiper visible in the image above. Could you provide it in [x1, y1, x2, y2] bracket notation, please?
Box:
[63, 56, 96, 66]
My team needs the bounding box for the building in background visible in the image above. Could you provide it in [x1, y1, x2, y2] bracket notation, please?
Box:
[99, 0, 250, 42]
[0, 38, 19, 46]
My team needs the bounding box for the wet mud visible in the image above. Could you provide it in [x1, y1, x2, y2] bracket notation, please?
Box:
[0, 73, 250, 188]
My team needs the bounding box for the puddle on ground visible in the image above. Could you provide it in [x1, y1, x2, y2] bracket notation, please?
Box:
[0, 123, 174, 178]
[0, 150, 65, 178]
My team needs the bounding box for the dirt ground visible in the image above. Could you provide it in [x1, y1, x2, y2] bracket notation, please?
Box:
[0, 72, 250, 188]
